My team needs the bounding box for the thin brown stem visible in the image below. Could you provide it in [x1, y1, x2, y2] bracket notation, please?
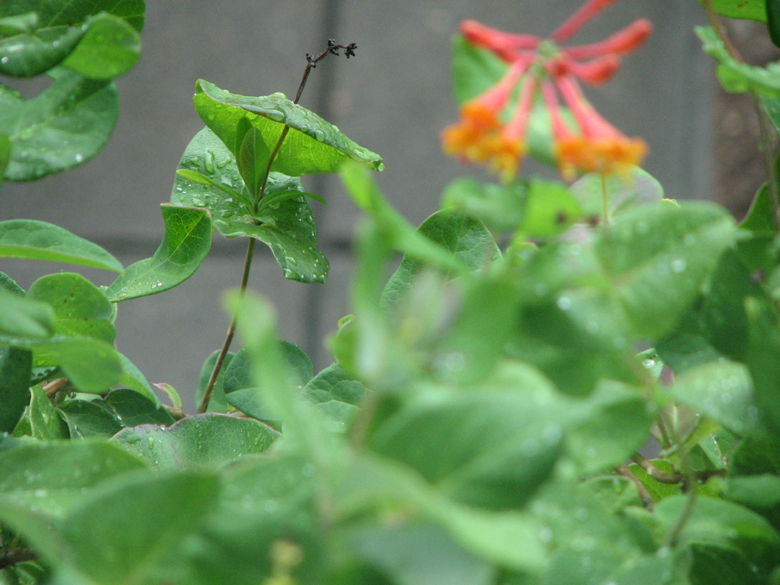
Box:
[702, 0, 742, 62]
[614, 464, 655, 510]
[631, 452, 683, 484]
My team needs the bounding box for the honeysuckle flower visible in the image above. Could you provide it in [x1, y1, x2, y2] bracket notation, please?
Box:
[442, 0, 652, 181]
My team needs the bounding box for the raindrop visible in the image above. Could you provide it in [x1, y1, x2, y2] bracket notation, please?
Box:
[534, 283, 548, 296]
[670, 258, 686, 273]
[556, 296, 571, 310]
[75, 153, 84, 163]
[34, 488, 48, 498]
[538, 527, 553, 543]
[0, 57, 8, 64]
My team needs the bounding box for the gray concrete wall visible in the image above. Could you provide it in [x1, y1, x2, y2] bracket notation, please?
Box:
[1, 0, 711, 409]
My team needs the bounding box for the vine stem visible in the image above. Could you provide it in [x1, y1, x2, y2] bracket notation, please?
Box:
[197, 40, 357, 414]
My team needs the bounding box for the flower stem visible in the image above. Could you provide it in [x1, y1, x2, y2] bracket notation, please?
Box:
[601, 172, 610, 225]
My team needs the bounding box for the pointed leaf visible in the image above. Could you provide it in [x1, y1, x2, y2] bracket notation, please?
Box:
[58, 398, 124, 437]
[117, 352, 159, 405]
[0, 23, 84, 78]
[302, 363, 368, 431]
[194, 78, 383, 176]
[0, 70, 118, 180]
[111, 413, 279, 471]
[740, 184, 778, 234]
[569, 166, 664, 219]
[0, 347, 31, 433]
[173, 127, 328, 283]
[236, 118, 270, 199]
[106, 205, 211, 301]
[0, 219, 124, 272]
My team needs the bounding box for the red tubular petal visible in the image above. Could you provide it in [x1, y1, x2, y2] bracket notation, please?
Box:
[564, 19, 653, 60]
[567, 54, 621, 85]
[460, 19, 540, 61]
[550, 0, 621, 43]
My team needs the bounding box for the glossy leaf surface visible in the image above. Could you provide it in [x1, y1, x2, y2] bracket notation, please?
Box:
[107, 205, 211, 301]
[0, 347, 30, 433]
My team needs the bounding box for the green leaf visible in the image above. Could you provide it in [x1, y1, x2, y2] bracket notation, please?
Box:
[173, 127, 329, 283]
[0, 219, 124, 272]
[348, 523, 495, 585]
[194, 79, 383, 176]
[768, 0, 780, 48]
[698, 0, 766, 21]
[740, 184, 778, 234]
[229, 291, 337, 469]
[195, 350, 233, 413]
[381, 209, 499, 310]
[669, 360, 759, 435]
[368, 389, 563, 511]
[0, 439, 147, 518]
[302, 363, 368, 431]
[29, 383, 69, 439]
[0, 69, 118, 181]
[0, 347, 31, 433]
[236, 118, 270, 199]
[440, 178, 527, 234]
[117, 352, 159, 405]
[518, 179, 582, 238]
[597, 201, 736, 340]
[745, 299, 780, 433]
[106, 205, 211, 301]
[0, 132, 9, 188]
[341, 162, 471, 276]
[104, 388, 173, 427]
[697, 26, 780, 96]
[0, 0, 145, 33]
[566, 382, 654, 474]
[569, 167, 664, 219]
[20, 336, 122, 392]
[111, 413, 278, 471]
[627, 459, 681, 503]
[223, 342, 313, 421]
[58, 398, 124, 437]
[27, 273, 115, 343]
[0, 286, 54, 339]
[0, 23, 84, 78]
[59, 471, 218, 585]
[61, 13, 140, 79]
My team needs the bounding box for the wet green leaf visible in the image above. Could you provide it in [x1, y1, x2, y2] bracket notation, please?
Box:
[111, 413, 278, 471]
[58, 398, 124, 437]
[0, 69, 118, 181]
[0, 219, 124, 272]
[236, 118, 270, 199]
[740, 184, 778, 234]
[0, 286, 54, 339]
[0, 439, 146, 518]
[440, 178, 527, 234]
[117, 352, 159, 405]
[302, 363, 367, 431]
[106, 205, 211, 301]
[62, 13, 140, 79]
[518, 179, 582, 238]
[27, 273, 115, 343]
[194, 79, 383, 176]
[173, 127, 328, 283]
[569, 166, 664, 219]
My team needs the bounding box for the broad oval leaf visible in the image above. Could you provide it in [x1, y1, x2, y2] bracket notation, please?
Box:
[62, 12, 141, 80]
[173, 127, 328, 283]
[106, 205, 211, 302]
[697, 0, 765, 21]
[569, 166, 664, 219]
[0, 69, 118, 180]
[0, 219, 124, 272]
[0, 347, 31, 433]
[194, 78, 383, 176]
[0, 286, 55, 339]
[29, 383, 69, 439]
[111, 413, 279, 471]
